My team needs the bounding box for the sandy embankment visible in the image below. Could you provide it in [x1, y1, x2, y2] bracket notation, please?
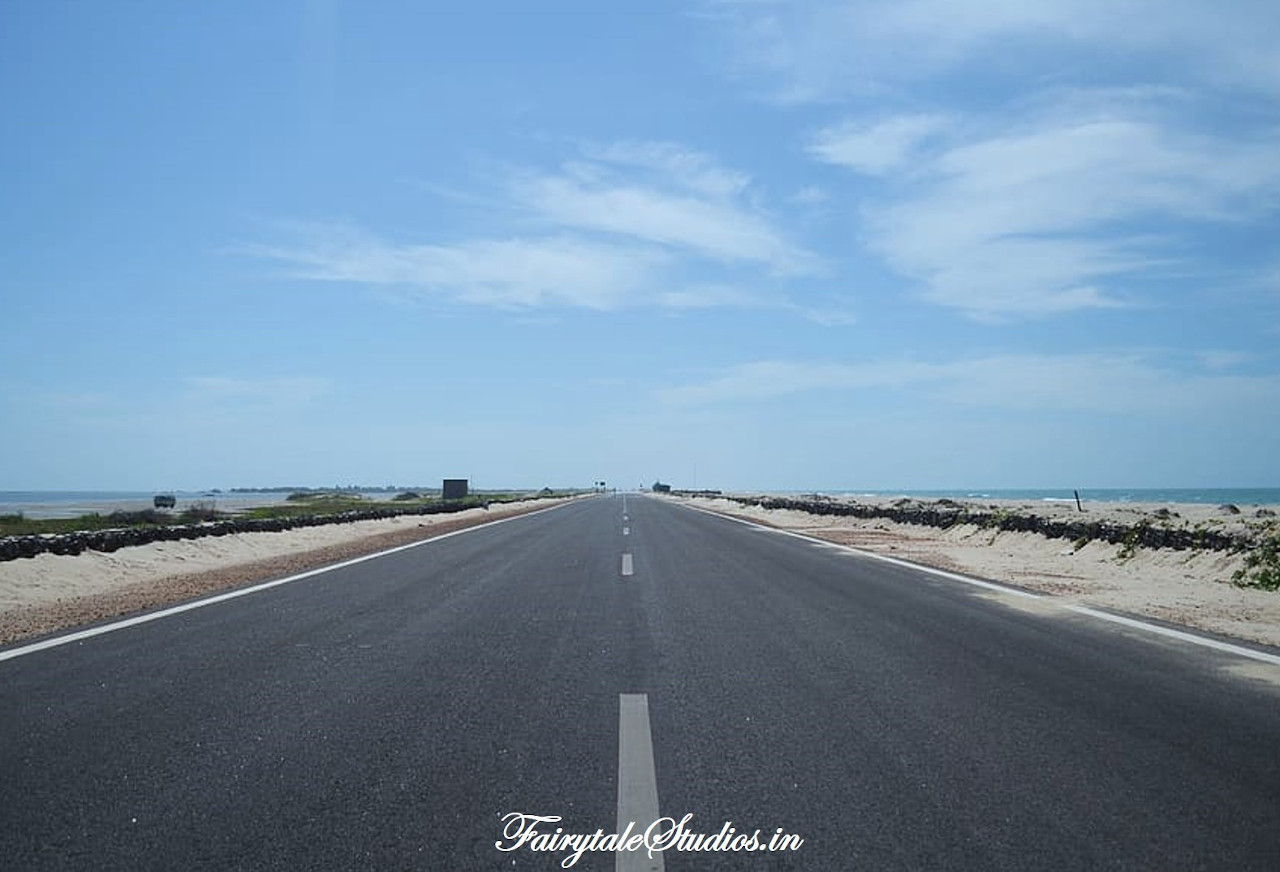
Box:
[675, 495, 1280, 650]
[0, 498, 573, 646]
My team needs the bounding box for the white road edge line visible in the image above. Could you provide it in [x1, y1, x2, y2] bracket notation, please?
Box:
[1066, 605, 1280, 666]
[617, 693, 664, 872]
[677, 501, 1280, 668]
[621, 553, 634, 577]
[0, 502, 570, 664]
[680, 502, 1038, 599]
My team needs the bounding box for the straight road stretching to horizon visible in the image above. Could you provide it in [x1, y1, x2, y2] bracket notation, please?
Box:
[2, 495, 1279, 870]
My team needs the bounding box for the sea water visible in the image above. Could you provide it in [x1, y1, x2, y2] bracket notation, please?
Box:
[0, 491, 295, 520]
[4, 487, 1279, 521]
[821, 488, 1280, 506]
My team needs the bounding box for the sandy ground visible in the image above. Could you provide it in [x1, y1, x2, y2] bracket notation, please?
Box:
[5, 492, 1277, 651]
[0, 498, 575, 645]
[674, 494, 1280, 650]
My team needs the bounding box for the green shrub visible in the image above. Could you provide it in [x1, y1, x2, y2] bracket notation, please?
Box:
[1117, 524, 1149, 560]
[104, 509, 167, 526]
[178, 501, 222, 523]
[1232, 528, 1280, 591]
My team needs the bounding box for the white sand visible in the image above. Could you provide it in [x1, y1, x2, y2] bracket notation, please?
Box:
[0, 499, 571, 613]
[4, 492, 1276, 651]
[674, 495, 1280, 649]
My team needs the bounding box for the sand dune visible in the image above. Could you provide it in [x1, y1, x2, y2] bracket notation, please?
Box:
[676, 494, 1280, 649]
[0, 498, 573, 645]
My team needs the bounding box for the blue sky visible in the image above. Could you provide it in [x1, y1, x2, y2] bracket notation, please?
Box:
[3, 0, 1279, 491]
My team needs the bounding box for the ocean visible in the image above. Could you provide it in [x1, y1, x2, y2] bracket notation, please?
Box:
[3, 487, 1278, 521]
[0, 490, 317, 520]
[821, 488, 1280, 506]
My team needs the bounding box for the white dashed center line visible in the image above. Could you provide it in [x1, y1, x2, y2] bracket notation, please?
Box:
[617, 693, 663, 871]
[621, 553, 634, 577]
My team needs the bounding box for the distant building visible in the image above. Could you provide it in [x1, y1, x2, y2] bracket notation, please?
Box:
[442, 479, 469, 500]
[652, 481, 671, 494]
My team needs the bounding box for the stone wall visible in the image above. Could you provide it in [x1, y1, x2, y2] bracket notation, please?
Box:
[0, 498, 529, 563]
[725, 496, 1249, 552]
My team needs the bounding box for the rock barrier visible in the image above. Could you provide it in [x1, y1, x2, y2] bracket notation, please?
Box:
[724, 496, 1250, 553]
[0, 499, 531, 563]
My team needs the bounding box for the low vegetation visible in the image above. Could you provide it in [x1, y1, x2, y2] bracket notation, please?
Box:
[178, 502, 221, 523]
[0, 491, 540, 538]
[1232, 522, 1280, 591]
[726, 494, 1280, 590]
[1116, 523, 1149, 560]
[0, 509, 176, 537]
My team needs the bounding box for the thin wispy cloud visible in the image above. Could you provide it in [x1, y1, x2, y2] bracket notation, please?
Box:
[657, 353, 1280, 417]
[702, 0, 1280, 102]
[1196, 351, 1252, 371]
[807, 114, 950, 176]
[793, 305, 857, 327]
[510, 143, 817, 274]
[186, 376, 332, 404]
[582, 140, 751, 199]
[509, 171, 811, 273]
[789, 185, 829, 206]
[8, 1, 1279, 491]
[699, 0, 1280, 321]
[815, 97, 1280, 318]
[248, 224, 665, 310]
[654, 283, 766, 310]
[657, 359, 929, 405]
[250, 140, 817, 311]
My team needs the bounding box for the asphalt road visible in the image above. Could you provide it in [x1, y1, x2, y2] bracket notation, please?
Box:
[2, 495, 1279, 870]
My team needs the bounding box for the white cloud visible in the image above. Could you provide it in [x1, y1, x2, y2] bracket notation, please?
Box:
[656, 352, 1280, 416]
[1196, 351, 1252, 371]
[250, 140, 819, 311]
[249, 225, 666, 310]
[794, 305, 857, 326]
[702, 2, 1280, 319]
[583, 141, 751, 199]
[509, 147, 817, 275]
[655, 283, 764, 310]
[808, 115, 950, 175]
[510, 172, 811, 272]
[249, 220, 827, 317]
[931, 113, 1279, 224]
[657, 358, 931, 405]
[790, 185, 829, 205]
[703, 0, 1280, 101]
[815, 101, 1280, 318]
[186, 376, 331, 404]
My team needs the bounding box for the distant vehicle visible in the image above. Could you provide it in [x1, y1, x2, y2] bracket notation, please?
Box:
[153, 494, 177, 509]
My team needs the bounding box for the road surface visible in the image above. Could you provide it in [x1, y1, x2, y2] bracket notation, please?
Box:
[2, 494, 1279, 870]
